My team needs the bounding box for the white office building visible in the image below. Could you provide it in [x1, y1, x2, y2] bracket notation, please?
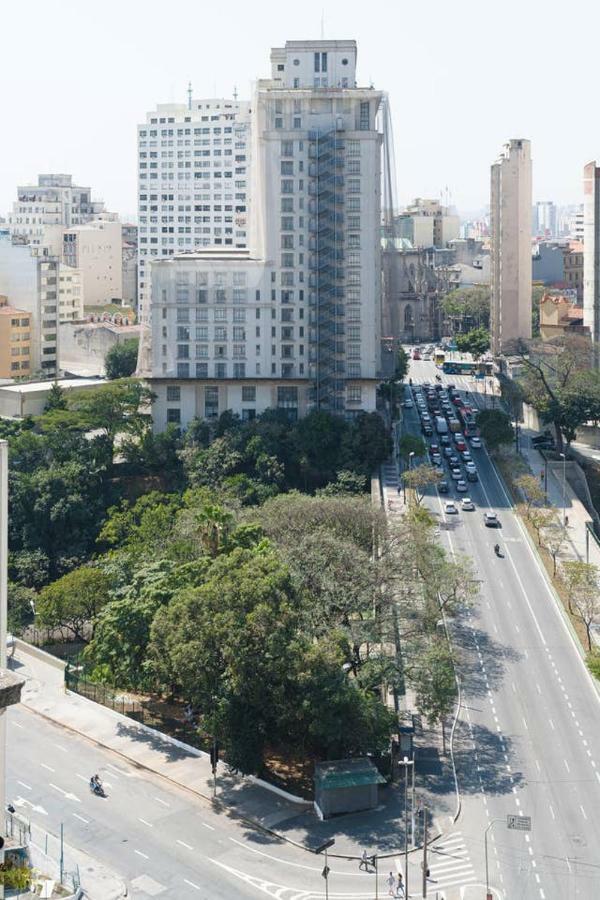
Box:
[149, 39, 384, 429]
[8, 174, 105, 245]
[490, 139, 532, 355]
[137, 98, 251, 321]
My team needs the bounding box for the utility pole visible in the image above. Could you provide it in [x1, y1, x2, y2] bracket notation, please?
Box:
[411, 753, 416, 846]
[422, 805, 428, 898]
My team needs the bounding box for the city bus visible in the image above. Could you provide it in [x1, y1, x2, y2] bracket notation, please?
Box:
[442, 360, 493, 376]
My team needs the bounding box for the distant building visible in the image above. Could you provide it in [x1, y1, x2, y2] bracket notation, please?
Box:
[532, 241, 565, 285]
[539, 292, 587, 341]
[0, 296, 31, 378]
[121, 224, 138, 305]
[8, 174, 105, 245]
[381, 246, 443, 344]
[583, 161, 600, 359]
[393, 198, 460, 249]
[563, 240, 584, 301]
[533, 201, 557, 238]
[0, 236, 59, 377]
[0, 377, 104, 418]
[58, 266, 84, 321]
[490, 139, 532, 354]
[62, 220, 123, 307]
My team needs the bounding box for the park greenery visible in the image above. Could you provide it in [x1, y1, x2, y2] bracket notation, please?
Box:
[455, 327, 490, 360]
[441, 286, 490, 331]
[476, 409, 514, 450]
[104, 338, 140, 380]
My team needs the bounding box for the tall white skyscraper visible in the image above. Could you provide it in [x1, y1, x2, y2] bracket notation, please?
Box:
[148, 39, 384, 429]
[490, 139, 532, 355]
[136, 98, 251, 321]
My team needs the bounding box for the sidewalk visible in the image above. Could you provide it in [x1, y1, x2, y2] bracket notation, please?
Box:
[11, 644, 455, 859]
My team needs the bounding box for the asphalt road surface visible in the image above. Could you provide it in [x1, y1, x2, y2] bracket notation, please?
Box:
[399, 356, 600, 900]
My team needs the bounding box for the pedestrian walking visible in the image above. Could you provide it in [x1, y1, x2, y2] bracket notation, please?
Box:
[565, 515, 569, 527]
[395, 873, 405, 897]
[387, 871, 396, 895]
[359, 850, 370, 871]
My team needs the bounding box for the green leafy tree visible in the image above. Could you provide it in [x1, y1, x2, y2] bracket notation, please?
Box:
[340, 413, 392, 477]
[587, 652, 600, 681]
[395, 348, 409, 381]
[455, 327, 490, 360]
[476, 409, 514, 450]
[317, 470, 367, 496]
[398, 433, 426, 462]
[441, 286, 490, 332]
[44, 381, 68, 411]
[402, 464, 443, 505]
[7, 582, 36, 634]
[69, 379, 154, 456]
[104, 338, 139, 380]
[515, 474, 545, 514]
[410, 639, 457, 754]
[37, 565, 113, 641]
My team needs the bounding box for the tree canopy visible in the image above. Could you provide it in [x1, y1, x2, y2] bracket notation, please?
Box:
[455, 327, 490, 359]
[441, 286, 490, 332]
[476, 409, 514, 450]
[105, 339, 139, 380]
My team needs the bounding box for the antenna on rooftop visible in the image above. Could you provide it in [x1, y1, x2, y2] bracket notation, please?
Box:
[233, 85, 238, 101]
[321, 9, 325, 38]
[187, 81, 192, 111]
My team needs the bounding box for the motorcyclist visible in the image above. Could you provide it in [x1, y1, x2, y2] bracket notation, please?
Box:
[90, 774, 102, 792]
[494, 543, 500, 555]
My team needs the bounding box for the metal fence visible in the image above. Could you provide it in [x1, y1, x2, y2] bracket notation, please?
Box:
[65, 667, 145, 722]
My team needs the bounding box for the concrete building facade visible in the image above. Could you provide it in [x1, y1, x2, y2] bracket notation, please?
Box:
[490, 139, 532, 355]
[62, 220, 123, 307]
[533, 200, 557, 238]
[58, 267, 84, 321]
[148, 39, 384, 431]
[583, 161, 600, 357]
[393, 199, 460, 249]
[137, 98, 251, 321]
[8, 174, 105, 245]
[0, 237, 59, 377]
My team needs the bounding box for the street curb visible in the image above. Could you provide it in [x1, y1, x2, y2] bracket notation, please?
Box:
[20, 699, 448, 862]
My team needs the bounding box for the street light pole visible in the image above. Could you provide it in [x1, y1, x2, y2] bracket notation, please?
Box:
[484, 819, 502, 900]
[399, 757, 414, 894]
[560, 452, 567, 525]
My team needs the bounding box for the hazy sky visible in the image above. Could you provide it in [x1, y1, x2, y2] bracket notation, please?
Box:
[1, 0, 595, 219]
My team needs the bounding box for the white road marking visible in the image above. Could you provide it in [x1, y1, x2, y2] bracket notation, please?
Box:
[177, 839, 194, 850]
[72, 813, 89, 824]
[49, 783, 80, 802]
[17, 780, 31, 791]
[183, 879, 201, 890]
[201, 822, 215, 831]
[564, 759, 570, 773]
[522, 717, 529, 730]
[40, 763, 55, 773]
[549, 803, 555, 820]
[154, 796, 170, 807]
[53, 743, 67, 753]
[12, 722, 23, 729]
[138, 817, 153, 828]
[549, 719, 555, 730]
[580, 805, 588, 820]
[134, 850, 149, 859]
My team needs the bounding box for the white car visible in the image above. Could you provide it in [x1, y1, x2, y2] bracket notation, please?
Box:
[445, 501, 458, 514]
[461, 450, 472, 461]
[470, 436, 482, 448]
[450, 467, 462, 480]
[456, 480, 468, 492]
[461, 497, 475, 510]
[404, 399, 413, 408]
[465, 461, 477, 473]
[484, 511, 500, 527]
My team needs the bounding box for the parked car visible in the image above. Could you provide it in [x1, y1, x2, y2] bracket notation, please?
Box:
[456, 480, 468, 492]
[484, 511, 500, 527]
[445, 501, 458, 514]
[461, 497, 475, 510]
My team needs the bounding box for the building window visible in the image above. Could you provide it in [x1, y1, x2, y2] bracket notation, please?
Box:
[242, 385, 256, 402]
[166, 386, 181, 402]
[167, 408, 181, 423]
[215, 362, 227, 378]
[177, 326, 190, 341]
[281, 161, 294, 176]
[196, 362, 208, 378]
[281, 179, 294, 194]
[347, 385, 362, 403]
[177, 363, 190, 378]
[233, 363, 246, 378]
[281, 253, 294, 268]
[214, 326, 227, 341]
[205, 386, 218, 417]
[281, 140, 294, 157]
[359, 101, 370, 130]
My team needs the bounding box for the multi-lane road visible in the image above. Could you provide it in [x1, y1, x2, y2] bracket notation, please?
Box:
[395, 357, 600, 899]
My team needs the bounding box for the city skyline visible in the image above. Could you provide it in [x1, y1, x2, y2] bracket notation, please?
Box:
[2, 0, 598, 220]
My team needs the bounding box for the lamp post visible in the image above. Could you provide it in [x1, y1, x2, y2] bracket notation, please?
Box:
[403, 451, 415, 504]
[399, 756, 414, 894]
[560, 452, 567, 525]
[316, 838, 335, 900]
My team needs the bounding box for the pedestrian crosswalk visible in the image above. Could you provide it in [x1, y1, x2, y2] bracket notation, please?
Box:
[424, 831, 476, 893]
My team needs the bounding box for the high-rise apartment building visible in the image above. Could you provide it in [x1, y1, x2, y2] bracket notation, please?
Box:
[148, 39, 384, 429]
[490, 139, 532, 355]
[62, 220, 123, 307]
[583, 162, 600, 359]
[136, 98, 251, 321]
[8, 174, 105, 245]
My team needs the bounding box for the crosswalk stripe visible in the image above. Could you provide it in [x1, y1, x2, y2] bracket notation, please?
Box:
[430, 862, 474, 876]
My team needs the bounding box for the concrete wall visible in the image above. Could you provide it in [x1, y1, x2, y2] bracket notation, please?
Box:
[59, 323, 140, 377]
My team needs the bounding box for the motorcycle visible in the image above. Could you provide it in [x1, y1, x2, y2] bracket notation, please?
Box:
[494, 544, 503, 558]
[89, 779, 106, 798]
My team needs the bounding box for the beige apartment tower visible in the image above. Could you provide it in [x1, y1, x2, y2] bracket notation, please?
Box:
[583, 161, 600, 362]
[490, 139, 532, 355]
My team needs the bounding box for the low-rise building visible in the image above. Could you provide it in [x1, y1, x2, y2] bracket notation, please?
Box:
[539, 291, 587, 341]
[0, 377, 104, 418]
[0, 296, 31, 378]
[563, 241, 584, 301]
[62, 220, 123, 307]
[0, 236, 59, 377]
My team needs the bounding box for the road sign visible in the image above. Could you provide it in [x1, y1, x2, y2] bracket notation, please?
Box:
[507, 814, 531, 831]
